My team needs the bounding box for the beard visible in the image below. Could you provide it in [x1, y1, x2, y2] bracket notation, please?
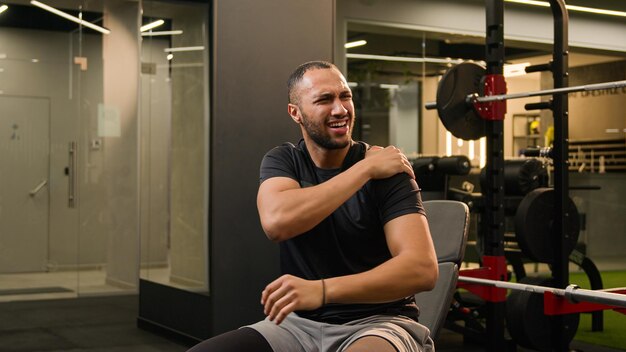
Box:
[300, 110, 355, 150]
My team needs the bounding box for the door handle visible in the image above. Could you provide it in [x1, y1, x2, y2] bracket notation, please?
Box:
[68, 141, 77, 208]
[29, 179, 48, 197]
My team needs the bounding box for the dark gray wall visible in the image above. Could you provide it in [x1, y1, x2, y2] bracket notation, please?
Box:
[210, 0, 335, 335]
[571, 173, 626, 259]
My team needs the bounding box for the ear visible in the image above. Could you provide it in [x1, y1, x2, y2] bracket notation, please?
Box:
[287, 103, 301, 124]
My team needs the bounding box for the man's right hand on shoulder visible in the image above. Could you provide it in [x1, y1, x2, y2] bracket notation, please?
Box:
[257, 145, 414, 242]
[362, 145, 415, 180]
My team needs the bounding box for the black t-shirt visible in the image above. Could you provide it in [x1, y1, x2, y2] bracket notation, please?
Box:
[259, 139, 426, 324]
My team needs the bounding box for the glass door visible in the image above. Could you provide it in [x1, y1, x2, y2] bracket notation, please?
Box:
[0, 0, 140, 301]
[139, 0, 210, 294]
[0, 0, 86, 300]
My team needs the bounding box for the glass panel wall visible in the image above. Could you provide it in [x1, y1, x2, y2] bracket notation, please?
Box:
[139, 0, 210, 293]
[0, 0, 209, 302]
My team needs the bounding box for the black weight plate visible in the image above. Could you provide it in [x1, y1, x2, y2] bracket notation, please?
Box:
[515, 188, 580, 263]
[436, 62, 487, 140]
[506, 277, 580, 351]
[507, 158, 549, 195]
[505, 280, 531, 348]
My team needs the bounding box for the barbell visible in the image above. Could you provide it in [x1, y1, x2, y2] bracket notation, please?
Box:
[458, 276, 626, 309]
[424, 62, 626, 140]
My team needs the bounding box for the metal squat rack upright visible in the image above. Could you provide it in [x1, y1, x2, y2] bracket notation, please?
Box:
[478, 1, 571, 351]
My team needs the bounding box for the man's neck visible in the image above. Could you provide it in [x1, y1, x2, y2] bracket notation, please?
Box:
[304, 138, 352, 169]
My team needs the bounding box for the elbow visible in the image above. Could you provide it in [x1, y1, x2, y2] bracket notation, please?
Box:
[263, 230, 281, 243]
[261, 220, 284, 243]
[414, 260, 439, 292]
[260, 215, 293, 243]
[259, 208, 281, 241]
[423, 263, 439, 291]
[264, 230, 287, 243]
[260, 208, 311, 242]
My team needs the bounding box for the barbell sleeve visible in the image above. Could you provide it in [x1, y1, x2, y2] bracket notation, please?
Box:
[565, 285, 626, 308]
[470, 80, 626, 103]
[424, 79, 626, 109]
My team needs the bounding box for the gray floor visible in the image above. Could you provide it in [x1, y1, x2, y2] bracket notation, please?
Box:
[0, 295, 622, 352]
[0, 295, 187, 352]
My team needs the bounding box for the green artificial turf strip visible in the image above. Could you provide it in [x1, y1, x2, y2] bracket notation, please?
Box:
[570, 270, 626, 350]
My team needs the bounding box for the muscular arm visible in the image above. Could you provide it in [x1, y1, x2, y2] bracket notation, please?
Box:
[262, 212, 438, 324]
[257, 146, 414, 241]
[325, 213, 438, 302]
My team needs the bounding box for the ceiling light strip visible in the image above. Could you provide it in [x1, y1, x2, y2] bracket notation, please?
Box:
[140, 19, 164, 32]
[345, 40, 367, 49]
[505, 0, 626, 18]
[30, 0, 110, 34]
[0, 5, 8, 14]
[565, 4, 626, 17]
[346, 53, 465, 65]
[163, 46, 205, 53]
[141, 30, 183, 37]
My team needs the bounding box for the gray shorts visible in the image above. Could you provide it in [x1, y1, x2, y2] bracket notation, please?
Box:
[246, 313, 434, 352]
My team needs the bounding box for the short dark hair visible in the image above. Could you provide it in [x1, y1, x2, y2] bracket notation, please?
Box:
[287, 61, 337, 104]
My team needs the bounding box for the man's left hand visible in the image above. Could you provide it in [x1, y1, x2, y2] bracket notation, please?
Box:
[261, 274, 324, 325]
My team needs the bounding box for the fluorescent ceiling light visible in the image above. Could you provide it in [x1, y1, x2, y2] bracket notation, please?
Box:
[505, 0, 626, 18]
[140, 19, 164, 32]
[347, 53, 465, 65]
[345, 40, 367, 49]
[141, 30, 183, 37]
[30, 0, 110, 34]
[163, 46, 204, 53]
[0, 5, 8, 14]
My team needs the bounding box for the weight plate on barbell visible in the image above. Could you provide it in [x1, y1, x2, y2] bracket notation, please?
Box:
[514, 188, 580, 263]
[436, 62, 487, 140]
[505, 276, 580, 351]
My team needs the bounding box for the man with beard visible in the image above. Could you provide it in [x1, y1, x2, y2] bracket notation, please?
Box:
[188, 61, 438, 352]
